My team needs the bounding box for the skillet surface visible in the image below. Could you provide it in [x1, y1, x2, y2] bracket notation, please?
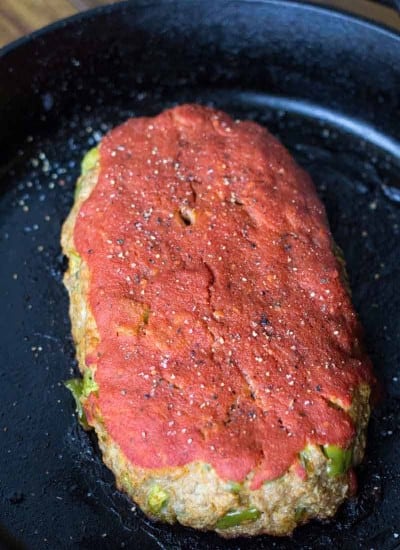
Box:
[0, 1, 399, 548]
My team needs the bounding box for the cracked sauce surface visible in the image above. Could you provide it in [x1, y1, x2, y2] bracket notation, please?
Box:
[74, 105, 373, 488]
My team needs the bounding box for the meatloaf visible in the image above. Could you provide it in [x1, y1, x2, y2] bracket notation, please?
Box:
[61, 104, 374, 537]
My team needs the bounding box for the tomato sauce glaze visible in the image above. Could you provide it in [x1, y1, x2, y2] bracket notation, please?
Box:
[74, 105, 373, 488]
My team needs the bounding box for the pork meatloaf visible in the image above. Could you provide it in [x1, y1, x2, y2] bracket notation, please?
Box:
[61, 104, 374, 537]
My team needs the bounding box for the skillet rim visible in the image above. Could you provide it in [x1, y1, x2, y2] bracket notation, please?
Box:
[0, 0, 399, 547]
[0, 0, 399, 61]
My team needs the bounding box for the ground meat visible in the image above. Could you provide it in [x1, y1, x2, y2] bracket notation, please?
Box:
[62, 104, 374, 536]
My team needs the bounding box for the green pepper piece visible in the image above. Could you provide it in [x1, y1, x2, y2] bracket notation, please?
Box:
[68, 251, 81, 274]
[81, 147, 99, 174]
[82, 368, 99, 397]
[74, 177, 83, 200]
[74, 147, 100, 199]
[119, 473, 132, 493]
[299, 447, 314, 474]
[64, 370, 98, 429]
[216, 508, 261, 529]
[323, 444, 352, 476]
[147, 485, 169, 514]
[64, 378, 89, 429]
[332, 242, 351, 295]
[224, 481, 242, 494]
[295, 506, 307, 522]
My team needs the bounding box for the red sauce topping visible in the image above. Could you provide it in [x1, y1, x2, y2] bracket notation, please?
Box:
[74, 105, 374, 488]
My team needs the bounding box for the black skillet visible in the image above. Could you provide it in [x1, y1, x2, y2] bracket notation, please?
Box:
[1, 1, 399, 548]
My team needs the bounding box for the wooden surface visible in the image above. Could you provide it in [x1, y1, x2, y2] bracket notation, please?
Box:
[0, 0, 121, 48]
[0, 0, 399, 49]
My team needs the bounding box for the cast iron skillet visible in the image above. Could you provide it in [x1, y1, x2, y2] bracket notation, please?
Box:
[0, 1, 399, 548]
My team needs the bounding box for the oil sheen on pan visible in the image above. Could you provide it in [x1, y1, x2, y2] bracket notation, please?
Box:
[61, 104, 375, 537]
